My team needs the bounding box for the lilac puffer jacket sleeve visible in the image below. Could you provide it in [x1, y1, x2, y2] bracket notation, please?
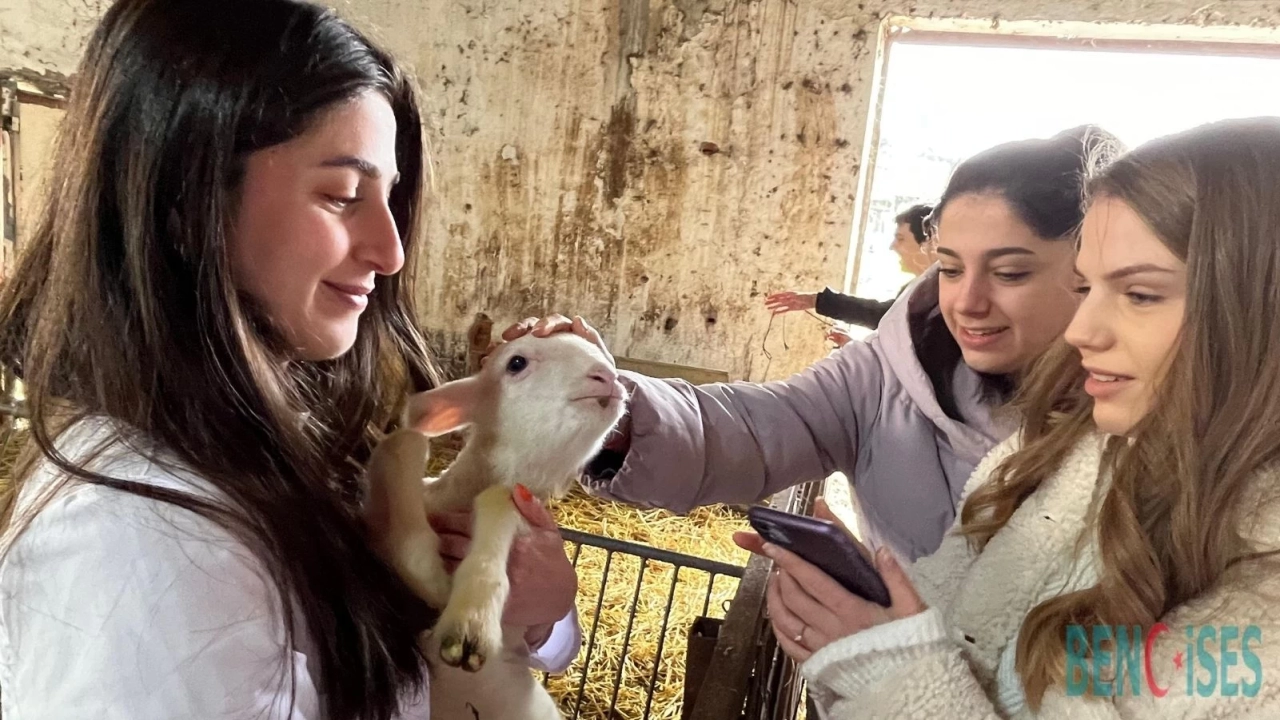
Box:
[584, 343, 883, 513]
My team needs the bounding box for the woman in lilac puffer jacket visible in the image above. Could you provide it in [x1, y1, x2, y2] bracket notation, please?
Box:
[529, 126, 1120, 562]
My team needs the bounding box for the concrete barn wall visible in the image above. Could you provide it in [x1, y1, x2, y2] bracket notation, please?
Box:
[6, 0, 1280, 379]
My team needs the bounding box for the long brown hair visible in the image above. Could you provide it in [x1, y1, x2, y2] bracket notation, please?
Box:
[959, 117, 1280, 708]
[0, 1, 439, 718]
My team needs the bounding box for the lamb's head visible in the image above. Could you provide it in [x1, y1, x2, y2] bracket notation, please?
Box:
[404, 332, 628, 493]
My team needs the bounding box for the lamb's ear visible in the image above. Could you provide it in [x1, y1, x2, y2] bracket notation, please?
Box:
[402, 377, 484, 437]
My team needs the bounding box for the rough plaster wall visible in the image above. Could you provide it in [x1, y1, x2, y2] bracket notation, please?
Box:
[371, 0, 874, 381]
[0, 0, 109, 84]
[386, 0, 1280, 380]
[6, 0, 1280, 380]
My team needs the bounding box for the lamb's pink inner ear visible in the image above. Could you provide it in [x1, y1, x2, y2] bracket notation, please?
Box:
[404, 378, 482, 436]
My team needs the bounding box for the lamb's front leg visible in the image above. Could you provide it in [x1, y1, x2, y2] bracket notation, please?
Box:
[364, 429, 452, 609]
[434, 484, 524, 672]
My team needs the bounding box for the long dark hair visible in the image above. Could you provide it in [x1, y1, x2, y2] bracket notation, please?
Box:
[929, 125, 1123, 241]
[0, 1, 437, 717]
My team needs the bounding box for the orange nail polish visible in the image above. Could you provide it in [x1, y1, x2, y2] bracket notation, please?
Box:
[515, 484, 533, 503]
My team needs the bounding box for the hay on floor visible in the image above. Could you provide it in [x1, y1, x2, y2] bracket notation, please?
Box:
[0, 423, 27, 493]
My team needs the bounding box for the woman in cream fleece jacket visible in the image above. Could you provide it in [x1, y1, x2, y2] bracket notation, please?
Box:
[800, 433, 1280, 719]
[748, 117, 1280, 719]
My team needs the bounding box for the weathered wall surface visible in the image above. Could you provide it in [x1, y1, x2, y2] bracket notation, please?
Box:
[0, 0, 109, 85]
[6, 0, 1280, 379]
[361, 0, 1280, 380]
[386, 0, 873, 381]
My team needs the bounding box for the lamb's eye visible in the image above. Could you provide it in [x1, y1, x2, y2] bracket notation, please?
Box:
[506, 355, 528, 374]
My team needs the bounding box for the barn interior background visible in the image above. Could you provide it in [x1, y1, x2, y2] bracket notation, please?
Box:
[5, 0, 1280, 717]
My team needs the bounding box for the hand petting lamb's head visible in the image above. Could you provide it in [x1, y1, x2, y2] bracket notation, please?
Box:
[403, 333, 628, 491]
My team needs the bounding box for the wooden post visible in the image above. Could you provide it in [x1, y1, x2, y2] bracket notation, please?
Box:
[686, 553, 771, 720]
[1, 79, 18, 284]
[685, 483, 820, 720]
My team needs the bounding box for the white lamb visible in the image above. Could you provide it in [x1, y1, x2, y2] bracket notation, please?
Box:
[364, 331, 628, 720]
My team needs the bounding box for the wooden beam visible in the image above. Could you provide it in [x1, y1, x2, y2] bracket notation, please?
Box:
[0, 70, 70, 104]
[615, 356, 730, 385]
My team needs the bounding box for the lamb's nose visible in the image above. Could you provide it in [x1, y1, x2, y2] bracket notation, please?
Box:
[587, 367, 619, 388]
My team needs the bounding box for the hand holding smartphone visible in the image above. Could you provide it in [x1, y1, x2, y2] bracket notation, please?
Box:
[746, 505, 890, 607]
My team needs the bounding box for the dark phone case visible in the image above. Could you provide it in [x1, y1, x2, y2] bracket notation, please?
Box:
[747, 505, 891, 607]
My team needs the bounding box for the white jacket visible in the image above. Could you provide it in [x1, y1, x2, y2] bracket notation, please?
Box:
[0, 418, 579, 719]
[802, 433, 1280, 719]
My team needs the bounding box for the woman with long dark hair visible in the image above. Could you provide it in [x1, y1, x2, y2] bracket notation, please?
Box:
[0, 1, 578, 717]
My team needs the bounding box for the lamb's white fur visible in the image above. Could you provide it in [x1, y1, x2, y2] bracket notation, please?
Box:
[364, 332, 628, 720]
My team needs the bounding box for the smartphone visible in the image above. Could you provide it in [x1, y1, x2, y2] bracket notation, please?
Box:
[747, 505, 891, 607]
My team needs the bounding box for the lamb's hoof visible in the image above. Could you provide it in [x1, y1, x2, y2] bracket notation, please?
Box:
[439, 634, 486, 672]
